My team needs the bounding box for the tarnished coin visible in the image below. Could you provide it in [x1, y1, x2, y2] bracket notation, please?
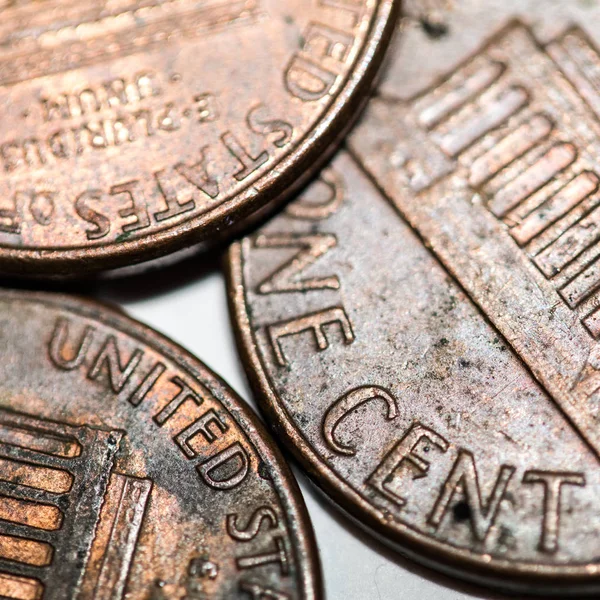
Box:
[0, 0, 398, 276]
[227, 146, 600, 594]
[354, 0, 600, 485]
[0, 290, 320, 599]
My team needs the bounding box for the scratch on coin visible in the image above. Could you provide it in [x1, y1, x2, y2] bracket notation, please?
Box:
[499, 430, 519, 447]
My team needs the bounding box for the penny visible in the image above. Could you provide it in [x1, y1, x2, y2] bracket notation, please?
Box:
[354, 0, 600, 484]
[227, 160, 600, 591]
[0, 0, 398, 276]
[0, 290, 320, 599]
[230, 0, 600, 592]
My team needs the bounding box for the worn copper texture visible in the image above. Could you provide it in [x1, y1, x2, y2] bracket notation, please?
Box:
[0, 0, 398, 276]
[226, 4, 600, 592]
[0, 290, 320, 599]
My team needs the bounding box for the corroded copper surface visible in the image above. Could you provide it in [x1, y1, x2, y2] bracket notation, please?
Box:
[228, 148, 600, 594]
[227, 5, 600, 589]
[229, 0, 600, 595]
[0, 0, 398, 276]
[0, 290, 321, 599]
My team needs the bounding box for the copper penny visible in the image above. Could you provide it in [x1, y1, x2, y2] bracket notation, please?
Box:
[0, 290, 320, 599]
[227, 152, 600, 594]
[226, 4, 600, 587]
[0, 0, 398, 276]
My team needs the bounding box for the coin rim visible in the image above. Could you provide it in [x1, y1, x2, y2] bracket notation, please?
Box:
[226, 240, 600, 595]
[0, 0, 399, 276]
[0, 288, 323, 599]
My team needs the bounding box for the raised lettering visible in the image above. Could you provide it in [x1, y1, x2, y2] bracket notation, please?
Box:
[79, 120, 107, 149]
[48, 130, 70, 158]
[267, 306, 355, 366]
[247, 105, 293, 149]
[75, 190, 111, 240]
[153, 376, 203, 426]
[49, 318, 94, 370]
[319, 0, 365, 25]
[1, 142, 21, 172]
[174, 148, 220, 200]
[285, 55, 337, 102]
[368, 423, 449, 506]
[227, 506, 278, 542]
[198, 442, 249, 490]
[222, 132, 269, 181]
[324, 386, 398, 456]
[523, 470, 586, 553]
[236, 536, 289, 574]
[153, 168, 196, 222]
[111, 180, 151, 234]
[194, 93, 219, 123]
[87, 336, 143, 393]
[304, 22, 354, 63]
[254, 233, 340, 294]
[128, 362, 167, 407]
[41, 95, 70, 122]
[0, 192, 20, 234]
[79, 89, 101, 115]
[29, 191, 54, 226]
[429, 450, 515, 542]
[175, 409, 228, 458]
[156, 102, 180, 132]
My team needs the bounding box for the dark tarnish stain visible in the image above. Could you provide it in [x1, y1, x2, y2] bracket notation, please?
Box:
[452, 501, 471, 523]
[258, 460, 272, 480]
[297, 414, 310, 427]
[115, 231, 134, 244]
[426, 371, 447, 381]
[420, 18, 449, 40]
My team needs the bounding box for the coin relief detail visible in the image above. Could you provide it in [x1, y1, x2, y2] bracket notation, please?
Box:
[228, 145, 600, 592]
[0, 0, 398, 274]
[0, 292, 321, 599]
